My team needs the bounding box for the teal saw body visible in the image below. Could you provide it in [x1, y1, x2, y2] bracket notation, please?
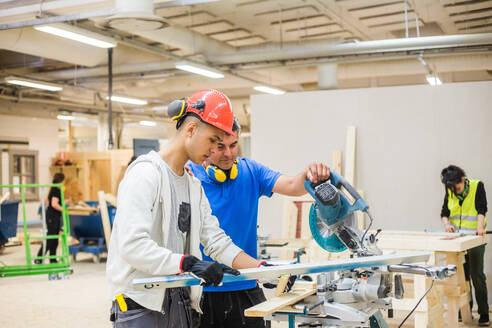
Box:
[304, 171, 370, 253]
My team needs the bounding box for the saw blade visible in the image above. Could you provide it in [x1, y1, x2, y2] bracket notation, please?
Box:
[309, 204, 347, 252]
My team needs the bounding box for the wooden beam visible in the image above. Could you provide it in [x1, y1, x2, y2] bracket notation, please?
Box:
[344, 126, 356, 185]
[245, 281, 316, 317]
[104, 193, 117, 207]
[375, 231, 488, 252]
[0, 191, 10, 205]
[332, 149, 342, 175]
[98, 190, 112, 249]
[67, 120, 73, 152]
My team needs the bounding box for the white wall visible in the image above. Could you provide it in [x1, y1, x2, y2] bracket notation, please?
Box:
[0, 115, 59, 222]
[251, 81, 492, 302]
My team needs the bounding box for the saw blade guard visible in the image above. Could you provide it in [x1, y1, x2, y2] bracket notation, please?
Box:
[304, 171, 369, 252]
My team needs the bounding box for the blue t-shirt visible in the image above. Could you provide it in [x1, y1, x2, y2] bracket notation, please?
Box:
[189, 157, 281, 292]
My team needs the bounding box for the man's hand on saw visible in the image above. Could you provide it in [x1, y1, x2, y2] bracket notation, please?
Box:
[306, 162, 330, 183]
[258, 261, 297, 293]
[180, 255, 240, 286]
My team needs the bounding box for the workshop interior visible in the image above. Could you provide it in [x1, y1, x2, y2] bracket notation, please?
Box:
[0, 0, 491, 327]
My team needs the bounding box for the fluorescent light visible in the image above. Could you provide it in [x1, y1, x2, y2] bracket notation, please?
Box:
[5, 76, 62, 91]
[426, 75, 442, 86]
[175, 61, 224, 79]
[107, 95, 148, 105]
[152, 105, 168, 111]
[34, 24, 116, 48]
[57, 114, 74, 120]
[253, 85, 285, 95]
[139, 120, 156, 127]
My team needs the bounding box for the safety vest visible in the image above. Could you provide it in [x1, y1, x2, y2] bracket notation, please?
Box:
[448, 179, 487, 233]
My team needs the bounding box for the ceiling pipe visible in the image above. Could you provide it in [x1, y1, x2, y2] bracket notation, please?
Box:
[31, 61, 176, 80]
[208, 33, 492, 65]
[123, 24, 235, 57]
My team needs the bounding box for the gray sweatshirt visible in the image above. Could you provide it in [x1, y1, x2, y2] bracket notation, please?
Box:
[106, 151, 242, 312]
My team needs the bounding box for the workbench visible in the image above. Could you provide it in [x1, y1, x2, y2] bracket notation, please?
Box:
[375, 230, 489, 328]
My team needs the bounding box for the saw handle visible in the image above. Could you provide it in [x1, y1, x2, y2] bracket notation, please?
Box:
[305, 171, 369, 212]
[328, 171, 362, 202]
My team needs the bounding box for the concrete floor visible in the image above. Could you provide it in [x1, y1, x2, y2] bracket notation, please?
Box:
[0, 244, 485, 327]
[0, 244, 111, 328]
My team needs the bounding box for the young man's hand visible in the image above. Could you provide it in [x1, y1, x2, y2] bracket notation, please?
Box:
[180, 255, 240, 286]
[477, 226, 486, 236]
[444, 223, 456, 232]
[306, 162, 330, 183]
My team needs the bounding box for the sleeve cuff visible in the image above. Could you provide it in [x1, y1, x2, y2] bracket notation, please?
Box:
[218, 244, 243, 268]
[179, 254, 187, 272]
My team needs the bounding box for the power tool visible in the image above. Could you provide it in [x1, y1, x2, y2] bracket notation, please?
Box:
[304, 171, 381, 256]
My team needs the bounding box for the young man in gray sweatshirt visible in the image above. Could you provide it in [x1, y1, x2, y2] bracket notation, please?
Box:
[107, 89, 263, 328]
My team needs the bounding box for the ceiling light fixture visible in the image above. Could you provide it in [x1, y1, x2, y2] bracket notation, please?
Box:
[151, 105, 168, 111]
[253, 85, 286, 95]
[34, 24, 116, 49]
[107, 95, 148, 105]
[139, 120, 157, 126]
[5, 76, 63, 91]
[426, 75, 442, 86]
[175, 61, 224, 79]
[57, 114, 74, 120]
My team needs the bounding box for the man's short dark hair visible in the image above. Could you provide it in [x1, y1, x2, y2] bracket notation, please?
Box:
[232, 117, 241, 135]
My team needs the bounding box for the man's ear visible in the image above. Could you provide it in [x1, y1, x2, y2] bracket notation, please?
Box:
[184, 120, 199, 137]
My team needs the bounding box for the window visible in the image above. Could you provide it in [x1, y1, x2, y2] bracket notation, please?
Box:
[9, 150, 39, 201]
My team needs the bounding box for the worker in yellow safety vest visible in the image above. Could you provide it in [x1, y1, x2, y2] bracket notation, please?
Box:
[441, 165, 489, 326]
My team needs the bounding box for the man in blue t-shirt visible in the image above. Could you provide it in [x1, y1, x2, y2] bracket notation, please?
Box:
[188, 118, 330, 328]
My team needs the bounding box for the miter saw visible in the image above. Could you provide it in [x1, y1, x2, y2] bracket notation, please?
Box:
[305, 171, 381, 256]
[260, 171, 457, 327]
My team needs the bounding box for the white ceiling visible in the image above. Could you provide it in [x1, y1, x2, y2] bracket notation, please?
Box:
[0, 0, 491, 128]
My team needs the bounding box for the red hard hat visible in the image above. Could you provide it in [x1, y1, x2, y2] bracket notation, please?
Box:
[185, 89, 234, 135]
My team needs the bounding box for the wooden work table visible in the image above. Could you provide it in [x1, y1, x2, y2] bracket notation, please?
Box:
[374, 230, 489, 328]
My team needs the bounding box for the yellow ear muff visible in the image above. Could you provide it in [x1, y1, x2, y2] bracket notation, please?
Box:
[214, 170, 227, 183]
[206, 165, 227, 183]
[229, 161, 238, 180]
[206, 161, 238, 183]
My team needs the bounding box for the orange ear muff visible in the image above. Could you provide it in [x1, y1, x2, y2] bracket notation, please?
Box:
[168, 99, 187, 120]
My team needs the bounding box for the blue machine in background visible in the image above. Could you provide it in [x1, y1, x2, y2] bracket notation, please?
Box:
[0, 201, 20, 249]
[68, 201, 116, 263]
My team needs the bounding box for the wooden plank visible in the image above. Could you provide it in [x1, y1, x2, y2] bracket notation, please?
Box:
[0, 191, 10, 205]
[374, 231, 488, 252]
[332, 149, 342, 175]
[300, 202, 312, 239]
[281, 198, 298, 240]
[356, 190, 366, 230]
[104, 193, 117, 207]
[265, 238, 311, 249]
[68, 120, 73, 152]
[98, 191, 112, 249]
[245, 281, 316, 317]
[274, 275, 290, 297]
[344, 126, 356, 185]
[68, 208, 97, 215]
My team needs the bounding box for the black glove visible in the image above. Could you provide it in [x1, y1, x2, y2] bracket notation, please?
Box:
[259, 261, 297, 292]
[181, 255, 240, 286]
